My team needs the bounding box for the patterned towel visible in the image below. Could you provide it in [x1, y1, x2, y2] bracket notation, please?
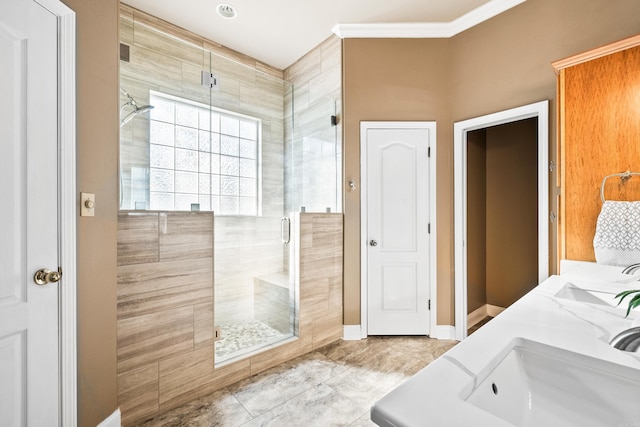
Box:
[593, 201, 640, 266]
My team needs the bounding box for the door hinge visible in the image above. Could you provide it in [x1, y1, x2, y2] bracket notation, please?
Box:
[201, 71, 220, 90]
[428, 223, 431, 234]
[428, 147, 431, 158]
[428, 299, 431, 310]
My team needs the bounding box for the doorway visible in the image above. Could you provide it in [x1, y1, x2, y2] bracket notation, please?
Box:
[360, 121, 437, 337]
[454, 101, 549, 341]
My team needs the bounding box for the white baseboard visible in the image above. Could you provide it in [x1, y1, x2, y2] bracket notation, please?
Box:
[97, 408, 121, 427]
[344, 324, 459, 341]
[467, 304, 506, 328]
[467, 305, 488, 328]
[486, 304, 505, 318]
[343, 325, 363, 340]
[430, 325, 456, 340]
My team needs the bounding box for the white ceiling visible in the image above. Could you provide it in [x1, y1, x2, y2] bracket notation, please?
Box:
[122, 0, 517, 69]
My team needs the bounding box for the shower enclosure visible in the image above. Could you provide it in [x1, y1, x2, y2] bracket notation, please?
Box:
[119, 13, 340, 365]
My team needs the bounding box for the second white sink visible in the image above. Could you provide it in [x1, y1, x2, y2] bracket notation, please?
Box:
[464, 338, 640, 426]
[554, 282, 619, 306]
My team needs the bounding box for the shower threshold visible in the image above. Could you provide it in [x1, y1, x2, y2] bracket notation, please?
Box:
[214, 319, 296, 366]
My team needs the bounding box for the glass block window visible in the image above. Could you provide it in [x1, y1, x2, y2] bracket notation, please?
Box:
[148, 91, 260, 215]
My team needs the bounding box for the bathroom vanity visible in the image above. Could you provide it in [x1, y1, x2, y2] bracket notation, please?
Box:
[371, 261, 640, 427]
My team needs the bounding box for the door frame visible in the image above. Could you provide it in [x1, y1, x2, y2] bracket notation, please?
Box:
[453, 100, 549, 341]
[38, 0, 77, 424]
[360, 121, 437, 338]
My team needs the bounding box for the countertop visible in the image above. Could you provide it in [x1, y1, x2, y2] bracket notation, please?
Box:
[371, 261, 640, 427]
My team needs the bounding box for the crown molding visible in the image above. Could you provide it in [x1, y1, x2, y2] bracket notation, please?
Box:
[332, 0, 526, 39]
[551, 33, 640, 73]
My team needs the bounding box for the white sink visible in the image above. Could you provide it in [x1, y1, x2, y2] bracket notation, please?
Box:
[554, 282, 619, 306]
[464, 338, 640, 427]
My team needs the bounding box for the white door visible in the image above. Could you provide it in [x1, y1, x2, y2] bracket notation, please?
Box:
[0, 0, 61, 425]
[364, 124, 432, 335]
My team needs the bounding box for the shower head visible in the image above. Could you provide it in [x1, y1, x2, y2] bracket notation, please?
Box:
[120, 104, 154, 127]
[120, 88, 154, 127]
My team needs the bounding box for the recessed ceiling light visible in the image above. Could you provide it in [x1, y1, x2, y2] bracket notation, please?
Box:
[216, 4, 237, 19]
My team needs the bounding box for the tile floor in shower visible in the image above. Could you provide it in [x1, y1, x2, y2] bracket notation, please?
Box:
[137, 336, 458, 427]
[215, 319, 293, 363]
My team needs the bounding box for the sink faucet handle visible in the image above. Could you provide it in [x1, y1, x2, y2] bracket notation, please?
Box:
[610, 326, 640, 352]
[621, 262, 640, 275]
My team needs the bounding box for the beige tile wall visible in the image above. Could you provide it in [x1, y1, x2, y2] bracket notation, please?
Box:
[119, 5, 288, 216]
[284, 35, 343, 214]
[117, 212, 343, 425]
[119, 4, 291, 325]
[117, 211, 215, 424]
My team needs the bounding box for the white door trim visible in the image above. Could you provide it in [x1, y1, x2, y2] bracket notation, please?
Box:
[360, 121, 437, 338]
[454, 100, 549, 341]
[36, 0, 77, 425]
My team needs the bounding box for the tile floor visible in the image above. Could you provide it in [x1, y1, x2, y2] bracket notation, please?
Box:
[136, 336, 458, 427]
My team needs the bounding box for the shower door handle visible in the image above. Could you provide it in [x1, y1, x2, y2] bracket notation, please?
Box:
[281, 217, 290, 245]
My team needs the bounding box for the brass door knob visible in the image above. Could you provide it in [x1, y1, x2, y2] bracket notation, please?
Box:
[34, 268, 62, 285]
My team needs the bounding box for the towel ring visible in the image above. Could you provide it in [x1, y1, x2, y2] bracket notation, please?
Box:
[600, 171, 640, 203]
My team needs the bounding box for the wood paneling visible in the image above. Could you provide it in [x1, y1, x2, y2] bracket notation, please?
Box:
[558, 41, 640, 261]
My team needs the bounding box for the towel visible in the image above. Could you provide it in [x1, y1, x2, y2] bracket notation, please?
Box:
[593, 201, 640, 266]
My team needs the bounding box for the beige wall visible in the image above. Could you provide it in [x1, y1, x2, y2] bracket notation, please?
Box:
[343, 0, 640, 326]
[466, 129, 487, 314]
[465, 120, 538, 315]
[61, 0, 119, 425]
[485, 119, 538, 308]
[343, 38, 452, 324]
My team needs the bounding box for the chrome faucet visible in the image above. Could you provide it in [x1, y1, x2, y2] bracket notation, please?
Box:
[610, 326, 640, 351]
[621, 262, 640, 275]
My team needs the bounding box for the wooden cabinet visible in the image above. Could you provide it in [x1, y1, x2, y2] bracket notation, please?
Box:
[553, 35, 640, 264]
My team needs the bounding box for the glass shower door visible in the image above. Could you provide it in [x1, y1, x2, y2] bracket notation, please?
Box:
[211, 52, 296, 364]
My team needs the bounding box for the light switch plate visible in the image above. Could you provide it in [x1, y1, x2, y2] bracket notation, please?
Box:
[80, 192, 95, 216]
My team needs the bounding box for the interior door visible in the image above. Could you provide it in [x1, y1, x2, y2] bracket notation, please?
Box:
[365, 126, 431, 335]
[0, 0, 61, 424]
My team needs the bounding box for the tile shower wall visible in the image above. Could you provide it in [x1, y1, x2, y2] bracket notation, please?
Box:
[117, 212, 215, 425]
[284, 35, 343, 214]
[119, 4, 290, 325]
[117, 212, 343, 425]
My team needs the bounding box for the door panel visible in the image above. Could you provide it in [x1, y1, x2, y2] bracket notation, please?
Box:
[381, 264, 417, 311]
[0, 0, 60, 424]
[380, 144, 417, 251]
[366, 127, 430, 335]
[0, 333, 26, 426]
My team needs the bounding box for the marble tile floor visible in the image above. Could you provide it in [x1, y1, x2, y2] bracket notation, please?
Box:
[215, 320, 292, 362]
[136, 336, 458, 427]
